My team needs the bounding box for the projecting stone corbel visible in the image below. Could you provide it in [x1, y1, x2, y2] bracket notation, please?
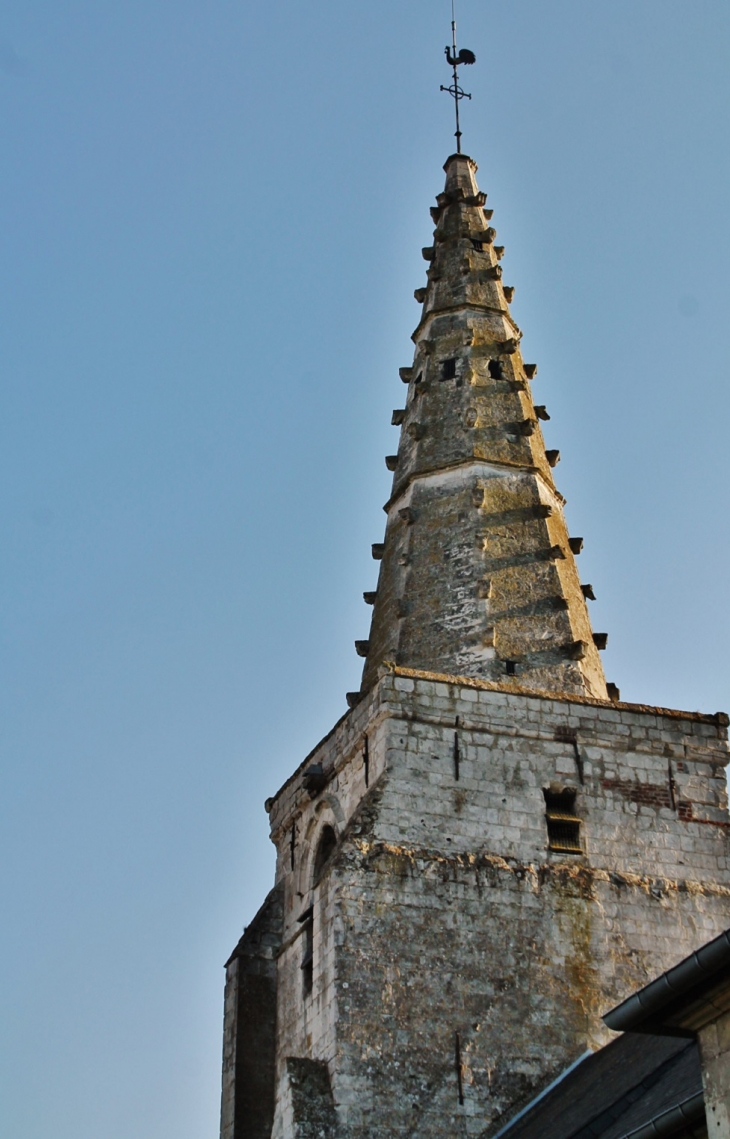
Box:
[482, 264, 502, 281]
[532, 503, 552, 518]
[422, 247, 435, 261]
[399, 367, 413, 383]
[391, 409, 406, 426]
[363, 591, 377, 605]
[568, 537, 584, 554]
[303, 764, 328, 797]
[581, 584, 596, 600]
[494, 245, 505, 259]
[593, 633, 608, 650]
[385, 456, 398, 471]
[545, 449, 561, 467]
[519, 419, 537, 436]
[371, 543, 384, 560]
[548, 545, 566, 560]
[524, 364, 538, 379]
[503, 286, 515, 303]
[414, 287, 428, 303]
[355, 640, 370, 658]
[497, 338, 519, 355]
[534, 405, 550, 420]
[346, 691, 363, 709]
[566, 640, 588, 661]
[398, 507, 415, 524]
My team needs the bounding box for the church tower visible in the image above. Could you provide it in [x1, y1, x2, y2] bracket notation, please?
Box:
[219, 37, 730, 1139]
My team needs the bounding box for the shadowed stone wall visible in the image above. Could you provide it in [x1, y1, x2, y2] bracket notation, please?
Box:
[221, 884, 283, 1139]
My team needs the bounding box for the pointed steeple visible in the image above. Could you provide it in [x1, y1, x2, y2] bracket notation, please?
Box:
[358, 154, 609, 701]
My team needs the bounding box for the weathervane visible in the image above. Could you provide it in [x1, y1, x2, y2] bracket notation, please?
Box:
[440, 0, 476, 153]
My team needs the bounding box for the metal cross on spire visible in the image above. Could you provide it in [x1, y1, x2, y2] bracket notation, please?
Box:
[440, 0, 476, 153]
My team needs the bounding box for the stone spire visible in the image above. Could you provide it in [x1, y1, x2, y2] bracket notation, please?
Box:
[358, 153, 609, 701]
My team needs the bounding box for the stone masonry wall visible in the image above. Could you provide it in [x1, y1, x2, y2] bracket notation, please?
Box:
[268, 700, 386, 1139]
[258, 670, 730, 1138]
[332, 849, 727, 1136]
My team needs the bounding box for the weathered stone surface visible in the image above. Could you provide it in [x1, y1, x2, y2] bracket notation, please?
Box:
[699, 1009, 730, 1139]
[275, 1059, 338, 1139]
[360, 154, 606, 700]
[253, 671, 730, 1138]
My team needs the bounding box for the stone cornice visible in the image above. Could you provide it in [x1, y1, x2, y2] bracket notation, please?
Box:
[383, 456, 562, 515]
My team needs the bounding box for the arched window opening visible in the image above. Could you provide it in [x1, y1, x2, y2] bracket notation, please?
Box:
[312, 825, 337, 886]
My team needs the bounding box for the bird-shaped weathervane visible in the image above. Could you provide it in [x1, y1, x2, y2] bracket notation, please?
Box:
[440, 1, 476, 153]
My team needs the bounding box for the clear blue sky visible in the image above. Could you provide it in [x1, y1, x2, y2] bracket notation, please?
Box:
[2, 2, 729, 1136]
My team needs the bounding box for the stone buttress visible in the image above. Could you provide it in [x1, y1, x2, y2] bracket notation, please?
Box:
[358, 154, 607, 702]
[219, 153, 730, 1139]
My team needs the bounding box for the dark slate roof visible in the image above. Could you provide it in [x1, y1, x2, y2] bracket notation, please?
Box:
[604, 926, 730, 1037]
[494, 1032, 704, 1139]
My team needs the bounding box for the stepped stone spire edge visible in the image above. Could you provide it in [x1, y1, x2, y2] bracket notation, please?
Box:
[358, 153, 608, 702]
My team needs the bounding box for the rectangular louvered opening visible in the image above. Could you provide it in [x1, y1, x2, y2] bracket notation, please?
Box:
[544, 789, 582, 853]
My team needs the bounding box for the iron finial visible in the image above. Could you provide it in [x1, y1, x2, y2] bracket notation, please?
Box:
[440, 0, 475, 153]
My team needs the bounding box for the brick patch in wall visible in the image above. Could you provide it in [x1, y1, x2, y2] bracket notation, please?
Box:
[602, 777, 673, 810]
